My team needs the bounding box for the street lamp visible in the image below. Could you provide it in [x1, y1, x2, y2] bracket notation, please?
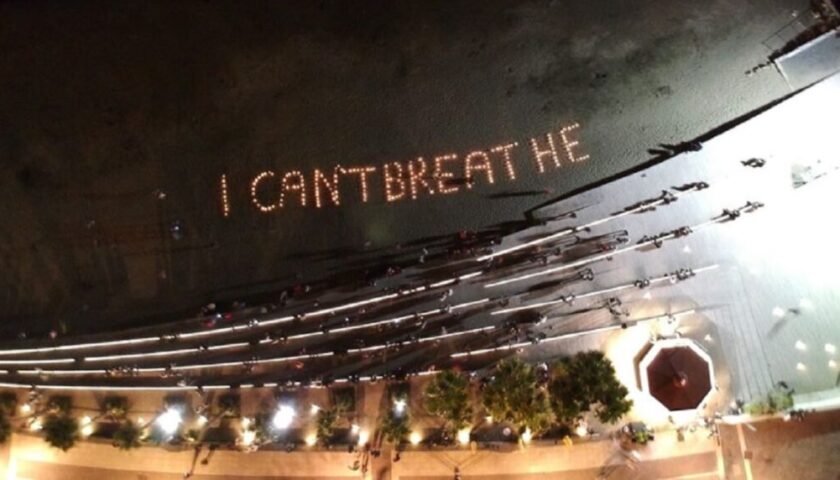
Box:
[393, 399, 406, 415]
[157, 408, 182, 435]
[357, 429, 369, 446]
[272, 405, 295, 429]
[457, 428, 470, 446]
[521, 428, 533, 444]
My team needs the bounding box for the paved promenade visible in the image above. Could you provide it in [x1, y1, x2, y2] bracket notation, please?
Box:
[4, 428, 720, 480]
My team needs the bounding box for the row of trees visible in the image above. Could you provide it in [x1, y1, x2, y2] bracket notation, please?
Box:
[425, 352, 632, 439]
[0, 392, 180, 452]
[0, 352, 630, 451]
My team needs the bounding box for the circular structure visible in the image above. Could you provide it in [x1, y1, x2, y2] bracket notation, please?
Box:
[639, 338, 715, 412]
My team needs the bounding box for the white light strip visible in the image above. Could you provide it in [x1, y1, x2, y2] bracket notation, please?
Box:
[15, 352, 336, 376]
[0, 286, 424, 356]
[484, 210, 729, 288]
[345, 326, 495, 354]
[11, 313, 498, 377]
[0, 358, 75, 366]
[83, 340, 254, 363]
[17, 369, 103, 375]
[491, 265, 717, 315]
[7, 298, 493, 367]
[0, 365, 449, 391]
[0, 270, 483, 357]
[206, 342, 251, 351]
[452, 309, 696, 358]
[476, 189, 693, 262]
[0, 336, 161, 357]
[0, 382, 204, 392]
[84, 348, 198, 363]
[327, 298, 490, 335]
[418, 326, 495, 342]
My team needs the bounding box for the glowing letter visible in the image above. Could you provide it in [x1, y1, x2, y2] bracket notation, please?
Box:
[280, 171, 307, 207]
[219, 173, 231, 217]
[342, 166, 377, 202]
[250, 170, 279, 213]
[407, 158, 435, 200]
[313, 166, 341, 208]
[433, 154, 459, 194]
[529, 133, 561, 173]
[383, 162, 406, 202]
[464, 151, 494, 188]
[559, 123, 589, 163]
[491, 142, 519, 180]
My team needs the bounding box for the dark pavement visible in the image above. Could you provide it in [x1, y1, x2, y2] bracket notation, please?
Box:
[0, 0, 805, 335]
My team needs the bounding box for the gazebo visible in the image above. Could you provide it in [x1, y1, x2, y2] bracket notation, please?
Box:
[639, 338, 715, 412]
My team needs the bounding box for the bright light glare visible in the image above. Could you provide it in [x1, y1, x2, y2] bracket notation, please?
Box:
[241, 429, 256, 446]
[521, 428, 533, 443]
[357, 430, 369, 446]
[310, 404, 320, 415]
[197, 415, 208, 426]
[409, 431, 422, 445]
[81, 424, 94, 437]
[351, 423, 360, 434]
[796, 362, 807, 372]
[156, 408, 182, 435]
[826, 343, 837, 355]
[795, 340, 807, 351]
[80, 415, 92, 426]
[305, 433, 317, 446]
[272, 405, 295, 429]
[457, 428, 470, 446]
[829, 359, 838, 369]
[29, 420, 42, 431]
[20, 404, 31, 414]
[772, 307, 786, 318]
[393, 399, 406, 414]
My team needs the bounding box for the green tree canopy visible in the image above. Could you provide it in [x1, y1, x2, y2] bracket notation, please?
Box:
[112, 420, 142, 450]
[379, 409, 410, 445]
[548, 351, 632, 425]
[315, 407, 339, 446]
[43, 414, 79, 451]
[424, 370, 473, 433]
[481, 358, 552, 435]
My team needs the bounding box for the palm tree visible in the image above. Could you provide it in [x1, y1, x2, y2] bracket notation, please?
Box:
[43, 414, 79, 451]
[482, 358, 553, 436]
[424, 369, 473, 434]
